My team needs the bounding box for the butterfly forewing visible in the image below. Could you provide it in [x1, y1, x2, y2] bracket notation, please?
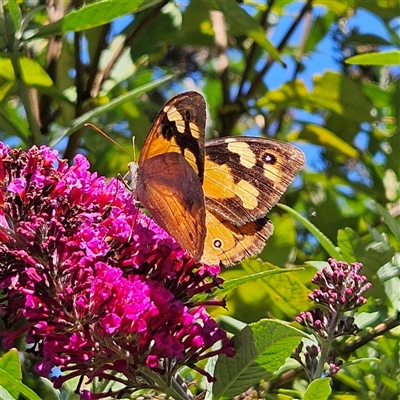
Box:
[203, 137, 305, 226]
[139, 91, 207, 182]
[133, 92, 207, 262]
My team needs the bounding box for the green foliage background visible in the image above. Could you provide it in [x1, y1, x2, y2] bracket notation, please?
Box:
[0, 0, 399, 399]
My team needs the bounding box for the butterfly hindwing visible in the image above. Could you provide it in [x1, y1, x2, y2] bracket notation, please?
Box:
[200, 136, 305, 266]
[201, 210, 274, 267]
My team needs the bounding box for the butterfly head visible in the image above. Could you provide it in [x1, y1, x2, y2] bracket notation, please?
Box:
[125, 161, 139, 194]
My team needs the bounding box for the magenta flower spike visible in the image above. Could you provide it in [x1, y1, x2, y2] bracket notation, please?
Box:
[0, 143, 233, 399]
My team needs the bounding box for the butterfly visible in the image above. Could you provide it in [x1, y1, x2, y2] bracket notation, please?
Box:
[128, 91, 305, 267]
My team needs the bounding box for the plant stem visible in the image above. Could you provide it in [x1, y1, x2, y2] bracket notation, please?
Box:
[314, 310, 340, 379]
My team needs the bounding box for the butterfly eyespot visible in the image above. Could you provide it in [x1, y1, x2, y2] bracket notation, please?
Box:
[264, 153, 277, 164]
[212, 239, 223, 249]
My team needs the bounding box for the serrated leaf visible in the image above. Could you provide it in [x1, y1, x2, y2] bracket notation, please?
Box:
[277, 204, 342, 260]
[0, 57, 53, 87]
[303, 377, 332, 400]
[29, 0, 161, 39]
[345, 50, 400, 65]
[211, 320, 308, 399]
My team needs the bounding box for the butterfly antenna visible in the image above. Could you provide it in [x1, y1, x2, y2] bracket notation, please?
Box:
[84, 123, 133, 159]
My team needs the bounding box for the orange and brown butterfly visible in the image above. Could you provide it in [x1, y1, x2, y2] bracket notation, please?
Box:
[128, 91, 305, 267]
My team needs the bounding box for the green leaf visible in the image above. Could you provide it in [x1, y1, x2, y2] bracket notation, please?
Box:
[277, 204, 343, 260]
[29, 0, 161, 39]
[338, 227, 394, 272]
[0, 386, 15, 400]
[337, 228, 365, 263]
[207, 0, 283, 63]
[213, 265, 304, 297]
[130, 2, 182, 61]
[240, 259, 312, 317]
[343, 33, 391, 46]
[299, 124, 359, 158]
[0, 103, 30, 144]
[217, 316, 247, 334]
[7, 0, 22, 34]
[260, 213, 299, 267]
[315, 0, 352, 14]
[211, 321, 308, 399]
[303, 11, 336, 53]
[312, 71, 374, 123]
[258, 80, 311, 111]
[0, 349, 22, 380]
[0, 350, 42, 400]
[345, 50, 400, 65]
[303, 377, 332, 400]
[337, 227, 394, 302]
[373, 202, 400, 241]
[0, 57, 53, 87]
[0, 79, 14, 102]
[49, 74, 173, 146]
[0, 349, 21, 399]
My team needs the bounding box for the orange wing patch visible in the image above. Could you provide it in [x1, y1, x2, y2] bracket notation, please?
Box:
[139, 91, 206, 181]
[137, 152, 206, 261]
[132, 92, 207, 262]
[201, 210, 273, 267]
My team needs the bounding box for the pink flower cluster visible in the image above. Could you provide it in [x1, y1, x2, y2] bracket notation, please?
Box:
[0, 143, 233, 397]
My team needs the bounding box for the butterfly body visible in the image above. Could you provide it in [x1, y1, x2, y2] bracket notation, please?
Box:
[129, 92, 305, 266]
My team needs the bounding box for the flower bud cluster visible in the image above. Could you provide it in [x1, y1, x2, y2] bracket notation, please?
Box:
[294, 258, 371, 380]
